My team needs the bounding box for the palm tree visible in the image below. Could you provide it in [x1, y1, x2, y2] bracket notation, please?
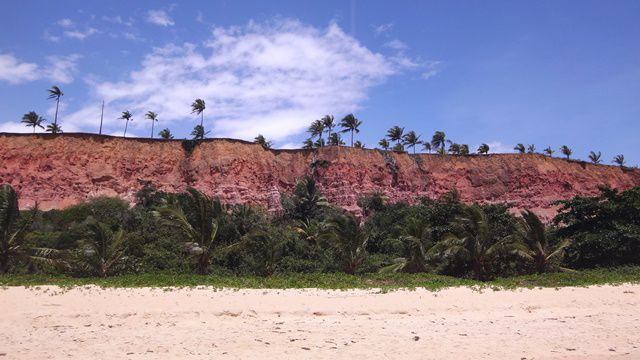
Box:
[254, 134, 273, 149]
[191, 125, 207, 140]
[322, 214, 369, 274]
[340, 113, 362, 147]
[511, 210, 570, 273]
[613, 154, 626, 167]
[308, 119, 325, 144]
[386, 126, 404, 145]
[47, 85, 64, 128]
[382, 217, 433, 273]
[378, 138, 390, 150]
[73, 222, 129, 277]
[354, 140, 365, 149]
[191, 98, 206, 127]
[543, 146, 554, 156]
[328, 132, 345, 146]
[155, 188, 225, 275]
[514, 143, 526, 154]
[322, 115, 335, 141]
[477, 143, 490, 154]
[21, 112, 45, 133]
[45, 123, 62, 134]
[119, 110, 132, 137]
[459, 144, 470, 155]
[284, 176, 329, 221]
[448, 142, 461, 155]
[527, 144, 536, 154]
[428, 205, 518, 280]
[560, 145, 572, 159]
[431, 131, 446, 152]
[302, 138, 314, 149]
[158, 128, 173, 139]
[402, 130, 422, 154]
[423, 142, 432, 153]
[0, 185, 59, 274]
[145, 111, 158, 139]
[588, 151, 602, 164]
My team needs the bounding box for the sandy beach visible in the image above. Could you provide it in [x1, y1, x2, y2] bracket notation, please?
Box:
[1, 284, 639, 359]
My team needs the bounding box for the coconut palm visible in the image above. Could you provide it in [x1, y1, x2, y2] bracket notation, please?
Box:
[73, 222, 129, 277]
[191, 125, 207, 140]
[145, 111, 158, 139]
[514, 143, 526, 154]
[543, 146, 554, 156]
[302, 138, 314, 149]
[322, 214, 369, 274]
[158, 128, 174, 139]
[527, 144, 536, 154]
[254, 134, 272, 149]
[328, 132, 345, 146]
[382, 217, 433, 273]
[354, 140, 365, 149]
[322, 115, 335, 141]
[588, 151, 602, 164]
[386, 126, 404, 145]
[284, 176, 329, 221]
[21, 112, 45, 133]
[448, 142, 461, 155]
[477, 143, 490, 154]
[459, 144, 470, 155]
[308, 120, 325, 144]
[340, 113, 362, 147]
[119, 110, 132, 137]
[402, 130, 422, 154]
[423, 142, 432, 153]
[378, 138, 390, 150]
[560, 145, 572, 159]
[511, 210, 570, 273]
[47, 85, 64, 128]
[431, 131, 446, 152]
[154, 188, 225, 275]
[191, 98, 206, 127]
[613, 154, 626, 167]
[45, 123, 62, 134]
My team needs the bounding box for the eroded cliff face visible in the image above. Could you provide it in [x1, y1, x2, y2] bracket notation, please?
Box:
[2, 133, 639, 221]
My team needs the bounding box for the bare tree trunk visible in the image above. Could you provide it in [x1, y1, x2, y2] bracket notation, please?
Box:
[54, 98, 60, 126]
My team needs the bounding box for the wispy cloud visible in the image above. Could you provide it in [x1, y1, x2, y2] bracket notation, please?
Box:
[57, 18, 74, 27]
[146, 9, 174, 26]
[384, 39, 407, 50]
[374, 23, 393, 35]
[63, 27, 98, 40]
[0, 53, 80, 85]
[0, 54, 40, 84]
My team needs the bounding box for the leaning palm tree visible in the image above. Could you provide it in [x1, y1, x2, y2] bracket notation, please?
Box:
[459, 144, 470, 155]
[560, 145, 572, 159]
[511, 210, 570, 273]
[158, 128, 173, 139]
[322, 115, 335, 141]
[427, 205, 517, 280]
[322, 214, 369, 274]
[21, 112, 45, 133]
[145, 111, 158, 139]
[588, 151, 602, 164]
[378, 138, 390, 150]
[402, 130, 422, 154]
[514, 143, 526, 154]
[73, 222, 129, 277]
[613, 154, 626, 167]
[154, 188, 225, 275]
[431, 131, 446, 152]
[45, 123, 62, 134]
[0, 184, 59, 274]
[382, 217, 434, 273]
[191, 98, 206, 127]
[254, 134, 272, 149]
[543, 146, 554, 156]
[308, 120, 325, 144]
[47, 85, 64, 128]
[527, 144, 536, 154]
[386, 126, 404, 145]
[423, 142, 432, 153]
[302, 138, 314, 149]
[354, 140, 365, 149]
[477, 143, 490, 154]
[119, 110, 133, 137]
[340, 113, 362, 147]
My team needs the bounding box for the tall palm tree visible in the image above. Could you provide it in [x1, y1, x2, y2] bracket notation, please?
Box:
[155, 188, 225, 275]
[512, 210, 570, 273]
[543, 146, 554, 156]
[477, 143, 490, 154]
[514, 143, 526, 154]
[386, 126, 404, 145]
[322, 214, 369, 274]
[145, 111, 158, 139]
[191, 99, 206, 127]
[613, 154, 626, 167]
[254, 134, 272, 149]
[47, 85, 64, 128]
[340, 113, 362, 147]
[21, 112, 45, 133]
[431, 131, 446, 152]
[560, 145, 572, 159]
[322, 115, 335, 141]
[423, 142, 432, 153]
[527, 144, 536, 154]
[588, 151, 602, 164]
[378, 138, 390, 150]
[308, 120, 325, 144]
[74, 222, 129, 277]
[402, 131, 422, 154]
[119, 110, 132, 137]
[328, 133, 345, 146]
[158, 128, 173, 139]
[45, 123, 62, 134]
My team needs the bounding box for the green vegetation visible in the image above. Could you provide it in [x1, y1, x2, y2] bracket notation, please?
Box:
[118, 110, 133, 137]
[21, 111, 46, 133]
[145, 111, 158, 139]
[47, 85, 63, 129]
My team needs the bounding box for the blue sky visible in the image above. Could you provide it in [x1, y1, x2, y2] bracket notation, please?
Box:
[1, 0, 638, 165]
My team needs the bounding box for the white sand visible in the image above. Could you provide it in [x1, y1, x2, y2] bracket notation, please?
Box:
[1, 284, 639, 359]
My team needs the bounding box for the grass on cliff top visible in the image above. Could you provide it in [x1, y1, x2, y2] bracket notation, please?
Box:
[1, 267, 639, 291]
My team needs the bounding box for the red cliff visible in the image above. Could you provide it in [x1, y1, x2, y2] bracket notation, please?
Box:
[1, 133, 639, 221]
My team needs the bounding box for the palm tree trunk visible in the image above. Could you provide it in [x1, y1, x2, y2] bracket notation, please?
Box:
[151, 120, 154, 139]
[124, 120, 129, 137]
[33, 127, 35, 134]
[200, 112, 204, 127]
[351, 131, 354, 147]
[54, 97, 60, 126]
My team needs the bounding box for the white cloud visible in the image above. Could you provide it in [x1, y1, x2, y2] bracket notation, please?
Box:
[57, 18, 74, 27]
[485, 141, 512, 154]
[374, 23, 393, 35]
[384, 39, 407, 50]
[63, 27, 98, 40]
[65, 19, 422, 142]
[0, 53, 81, 85]
[146, 10, 175, 26]
[43, 30, 60, 42]
[102, 15, 133, 27]
[0, 54, 39, 84]
[422, 60, 442, 79]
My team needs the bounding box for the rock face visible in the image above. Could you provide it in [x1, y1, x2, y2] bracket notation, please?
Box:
[2, 133, 639, 221]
